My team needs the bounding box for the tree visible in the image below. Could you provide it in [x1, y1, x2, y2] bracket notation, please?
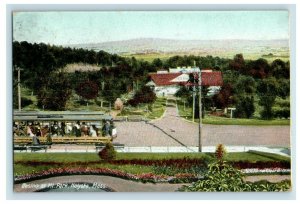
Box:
[234, 96, 255, 118]
[229, 54, 246, 74]
[233, 76, 256, 118]
[248, 58, 270, 79]
[212, 83, 234, 109]
[75, 81, 99, 100]
[271, 59, 290, 79]
[37, 72, 72, 110]
[257, 77, 279, 119]
[127, 86, 156, 106]
[277, 79, 290, 99]
[151, 58, 163, 69]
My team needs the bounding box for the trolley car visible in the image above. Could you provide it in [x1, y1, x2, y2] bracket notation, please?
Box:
[13, 111, 114, 145]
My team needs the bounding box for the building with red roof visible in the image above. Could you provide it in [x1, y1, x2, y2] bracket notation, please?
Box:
[147, 68, 223, 96]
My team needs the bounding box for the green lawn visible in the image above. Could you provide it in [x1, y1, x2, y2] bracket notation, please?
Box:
[118, 97, 167, 120]
[14, 151, 290, 176]
[177, 100, 290, 126]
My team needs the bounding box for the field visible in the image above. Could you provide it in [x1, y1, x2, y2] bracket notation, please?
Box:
[121, 51, 290, 63]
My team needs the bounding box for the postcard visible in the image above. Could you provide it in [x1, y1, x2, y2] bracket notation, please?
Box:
[12, 10, 291, 192]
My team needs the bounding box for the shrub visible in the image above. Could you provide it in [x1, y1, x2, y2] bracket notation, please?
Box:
[98, 143, 117, 161]
[114, 98, 124, 111]
[127, 86, 156, 107]
[273, 108, 290, 119]
[178, 160, 290, 192]
[215, 144, 226, 162]
[178, 144, 291, 192]
[234, 96, 255, 118]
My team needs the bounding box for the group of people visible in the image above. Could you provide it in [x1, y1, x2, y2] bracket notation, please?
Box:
[13, 120, 117, 139]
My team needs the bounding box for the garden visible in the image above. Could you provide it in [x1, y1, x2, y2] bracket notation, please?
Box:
[14, 144, 291, 191]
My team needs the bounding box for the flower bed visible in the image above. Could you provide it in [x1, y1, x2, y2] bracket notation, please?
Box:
[231, 161, 290, 169]
[15, 166, 290, 185]
[14, 167, 197, 184]
[15, 158, 208, 168]
[15, 159, 290, 169]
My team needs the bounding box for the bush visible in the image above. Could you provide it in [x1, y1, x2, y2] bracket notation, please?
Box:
[178, 144, 291, 192]
[273, 108, 290, 119]
[178, 160, 290, 192]
[114, 98, 124, 111]
[127, 86, 156, 107]
[234, 96, 255, 118]
[98, 143, 117, 161]
[215, 144, 226, 162]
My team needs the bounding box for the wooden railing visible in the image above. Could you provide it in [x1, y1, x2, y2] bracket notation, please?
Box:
[14, 136, 112, 144]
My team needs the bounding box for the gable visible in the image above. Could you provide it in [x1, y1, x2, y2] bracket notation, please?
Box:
[170, 73, 189, 82]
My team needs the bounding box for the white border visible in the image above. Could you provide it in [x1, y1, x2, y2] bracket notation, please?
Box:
[1, 0, 299, 203]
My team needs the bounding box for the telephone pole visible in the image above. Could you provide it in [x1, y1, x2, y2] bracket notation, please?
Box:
[198, 69, 202, 152]
[192, 83, 195, 122]
[15, 66, 23, 111]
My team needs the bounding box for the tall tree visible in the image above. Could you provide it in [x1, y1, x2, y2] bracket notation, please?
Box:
[37, 72, 72, 110]
[257, 77, 279, 119]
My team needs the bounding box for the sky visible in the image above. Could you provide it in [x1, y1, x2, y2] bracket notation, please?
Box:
[13, 11, 289, 45]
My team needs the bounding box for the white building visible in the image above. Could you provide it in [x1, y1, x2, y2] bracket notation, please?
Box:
[147, 68, 223, 97]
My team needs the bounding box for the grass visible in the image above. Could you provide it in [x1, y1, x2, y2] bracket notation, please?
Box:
[118, 97, 167, 120]
[177, 100, 290, 126]
[14, 151, 290, 177]
[223, 152, 289, 162]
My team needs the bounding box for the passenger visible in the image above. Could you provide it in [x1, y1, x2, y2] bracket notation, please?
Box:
[35, 122, 42, 137]
[74, 121, 81, 137]
[32, 135, 40, 145]
[89, 125, 98, 137]
[110, 120, 117, 139]
[102, 120, 111, 137]
[13, 122, 18, 137]
[51, 122, 59, 136]
[27, 122, 35, 137]
[60, 122, 66, 136]
[81, 122, 89, 136]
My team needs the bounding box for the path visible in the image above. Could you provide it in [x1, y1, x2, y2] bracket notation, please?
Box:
[113, 106, 290, 147]
[14, 174, 290, 192]
[14, 175, 184, 192]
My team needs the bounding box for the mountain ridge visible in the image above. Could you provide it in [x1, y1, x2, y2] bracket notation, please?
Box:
[68, 38, 289, 57]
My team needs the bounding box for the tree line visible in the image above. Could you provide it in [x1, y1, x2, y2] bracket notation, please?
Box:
[13, 41, 156, 110]
[13, 41, 290, 120]
[175, 54, 290, 119]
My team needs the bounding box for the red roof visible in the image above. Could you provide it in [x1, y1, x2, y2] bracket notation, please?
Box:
[149, 73, 181, 86]
[201, 71, 223, 86]
[149, 71, 223, 86]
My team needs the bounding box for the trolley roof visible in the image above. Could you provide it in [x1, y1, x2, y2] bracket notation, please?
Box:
[13, 111, 112, 121]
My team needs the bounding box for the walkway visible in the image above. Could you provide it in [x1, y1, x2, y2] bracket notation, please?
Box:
[14, 175, 184, 192]
[14, 174, 290, 192]
[113, 106, 290, 147]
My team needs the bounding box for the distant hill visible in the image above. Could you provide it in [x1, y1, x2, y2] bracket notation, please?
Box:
[68, 38, 289, 59]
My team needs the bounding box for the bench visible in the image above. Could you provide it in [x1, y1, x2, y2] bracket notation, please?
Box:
[95, 143, 125, 152]
[27, 145, 49, 152]
[13, 145, 28, 152]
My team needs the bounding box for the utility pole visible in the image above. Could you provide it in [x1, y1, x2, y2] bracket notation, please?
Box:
[198, 69, 202, 152]
[15, 66, 23, 111]
[192, 84, 195, 122]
